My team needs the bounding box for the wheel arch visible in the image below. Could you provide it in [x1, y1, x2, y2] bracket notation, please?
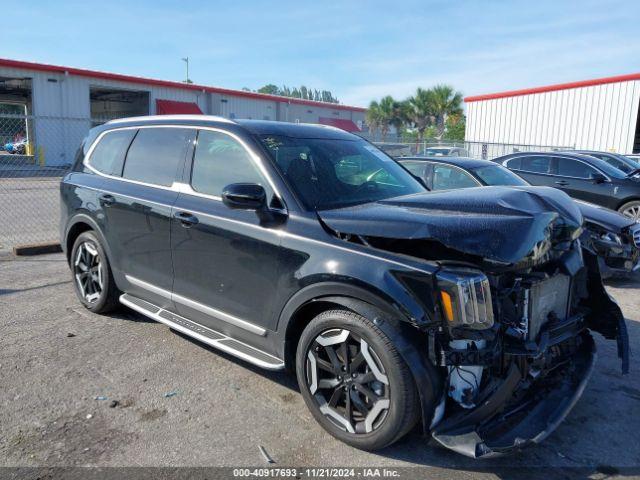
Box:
[280, 283, 443, 434]
[64, 213, 111, 264]
[616, 197, 640, 212]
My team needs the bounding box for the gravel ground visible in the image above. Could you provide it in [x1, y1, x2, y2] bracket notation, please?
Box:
[1, 253, 640, 478]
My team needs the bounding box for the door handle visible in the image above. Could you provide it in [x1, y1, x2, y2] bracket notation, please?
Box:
[174, 211, 199, 227]
[554, 180, 569, 186]
[99, 194, 116, 206]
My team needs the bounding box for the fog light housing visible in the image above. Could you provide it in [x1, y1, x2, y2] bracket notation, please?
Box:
[436, 269, 494, 330]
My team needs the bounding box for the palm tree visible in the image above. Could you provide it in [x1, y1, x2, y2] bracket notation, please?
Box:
[366, 100, 383, 140]
[430, 85, 463, 140]
[406, 88, 435, 143]
[377, 96, 409, 142]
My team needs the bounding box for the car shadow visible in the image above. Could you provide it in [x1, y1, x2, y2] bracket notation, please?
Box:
[605, 272, 640, 289]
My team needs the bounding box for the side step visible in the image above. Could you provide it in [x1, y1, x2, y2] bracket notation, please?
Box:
[120, 293, 284, 370]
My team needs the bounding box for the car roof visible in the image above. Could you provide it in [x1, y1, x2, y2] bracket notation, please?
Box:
[497, 150, 627, 173]
[98, 115, 359, 141]
[399, 156, 493, 169]
[235, 119, 359, 140]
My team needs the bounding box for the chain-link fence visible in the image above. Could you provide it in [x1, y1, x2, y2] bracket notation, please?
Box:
[371, 140, 574, 159]
[0, 114, 91, 252]
[0, 114, 577, 252]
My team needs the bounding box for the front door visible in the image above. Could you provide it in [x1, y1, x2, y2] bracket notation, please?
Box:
[170, 129, 286, 343]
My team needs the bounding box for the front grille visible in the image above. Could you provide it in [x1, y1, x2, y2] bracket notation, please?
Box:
[631, 224, 640, 248]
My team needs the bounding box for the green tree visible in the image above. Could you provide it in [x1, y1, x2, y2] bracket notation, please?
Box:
[257, 84, 279, 95]
[443, 114, 466, 141]
[406, 88, 435, 143]
[430, 85, 463, 140]
[366, 100, 383, 140]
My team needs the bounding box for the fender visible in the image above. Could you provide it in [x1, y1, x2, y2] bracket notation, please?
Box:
[64, 212, 111, 258]
[279, 284, 443, 434]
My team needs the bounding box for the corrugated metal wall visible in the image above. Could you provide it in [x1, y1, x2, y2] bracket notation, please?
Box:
[0, 65, 365, 166]
[465, 80, 640, 154]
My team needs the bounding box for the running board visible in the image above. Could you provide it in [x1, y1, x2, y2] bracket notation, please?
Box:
[119, 293, 284, 370]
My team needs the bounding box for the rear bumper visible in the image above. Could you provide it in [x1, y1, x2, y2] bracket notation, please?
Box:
[431, 334, 596, 459]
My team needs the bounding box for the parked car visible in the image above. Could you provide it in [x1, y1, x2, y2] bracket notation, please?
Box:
[569, 150, 640, 175]
[495, 151, 640, 221]
[398, 156, 640, 277]
[423, 146, 470, 157]
[61, 116, 628, 458]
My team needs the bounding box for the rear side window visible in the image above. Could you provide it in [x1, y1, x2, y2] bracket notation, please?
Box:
[556, 158, 598, 178]
[520, 156, 551, 174]
[88, 129, 136, 176]
[431, 164, 478, 190]
[400, 161, 427, 178]
[191, 130, 272, 198]
[122, 127, 193, 186]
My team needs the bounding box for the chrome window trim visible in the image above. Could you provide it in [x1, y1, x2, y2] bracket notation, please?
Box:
[83, 124, 286, 209]
[429, 161, 482, 188]
[126, 274, 267, 336]
[67, 182, 435, 275]
[506, 154, 611, 181]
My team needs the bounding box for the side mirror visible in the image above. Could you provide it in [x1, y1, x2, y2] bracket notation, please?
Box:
[590, 173, 607, 184]
[222, 183, 266, 210]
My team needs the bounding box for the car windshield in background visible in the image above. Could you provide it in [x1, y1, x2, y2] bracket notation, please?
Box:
[259, 135, 425, 210]
[425, 148, 451, 156]
[584, 157, 628, 179]
[472, 165, 529, 186]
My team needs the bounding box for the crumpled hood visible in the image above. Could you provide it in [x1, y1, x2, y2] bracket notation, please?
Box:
[318, 186, 583, 264]
[576, 200, 636, 231]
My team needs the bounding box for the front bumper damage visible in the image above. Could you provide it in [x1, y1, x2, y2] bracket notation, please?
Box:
[432, 333, 596, 459]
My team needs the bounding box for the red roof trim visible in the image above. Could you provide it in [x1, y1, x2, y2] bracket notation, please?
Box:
[0, 58, 366, 112]
[156, 99, 203, 114]
[319, 117, 361, 132]
[464, 72, 640, 103]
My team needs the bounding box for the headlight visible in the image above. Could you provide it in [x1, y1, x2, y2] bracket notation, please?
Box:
[436, 269, 494, 330]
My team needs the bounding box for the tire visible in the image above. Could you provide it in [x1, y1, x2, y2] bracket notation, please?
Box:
[618, 200, 640, 222]
[296, 309, 420, 451]
[70, 231, 120, 314]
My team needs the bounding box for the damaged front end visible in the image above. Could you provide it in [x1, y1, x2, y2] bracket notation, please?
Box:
[319, 186, 630, 458]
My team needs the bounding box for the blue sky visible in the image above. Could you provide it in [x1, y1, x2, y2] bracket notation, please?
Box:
[3, 0, 640, 107]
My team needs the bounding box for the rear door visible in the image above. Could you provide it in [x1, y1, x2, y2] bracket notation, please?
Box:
[551, 156, 616, 204]
[96, 126, 194, 308]
[430, 162, 480, 191]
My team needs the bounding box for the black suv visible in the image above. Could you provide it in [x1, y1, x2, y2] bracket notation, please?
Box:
[496, 151, 640, 220]
[61, 116, 628, 458]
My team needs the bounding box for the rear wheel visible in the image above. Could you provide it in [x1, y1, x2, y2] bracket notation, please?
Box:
[619, 200, 640, 222]
[296, 309, 420, 450]
[70, 231, 120, 313]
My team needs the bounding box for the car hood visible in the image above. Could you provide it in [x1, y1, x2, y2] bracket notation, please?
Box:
[318, 186, 583, 265]
[575, 200, 635, 232]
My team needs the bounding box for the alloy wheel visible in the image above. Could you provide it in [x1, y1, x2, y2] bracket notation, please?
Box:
[622, 204, 640, 222]
[305, 328, 390, 434]
[74, 241, 103, 303]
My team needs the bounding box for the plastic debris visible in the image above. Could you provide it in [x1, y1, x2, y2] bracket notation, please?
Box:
[109, 400, 119, 408]
[164, 391, 178, 398]
[85, 414, 93, 420]
[259, 445, 275, 464]
[94, 396, 107, 401]
[66, 333, 76, 338]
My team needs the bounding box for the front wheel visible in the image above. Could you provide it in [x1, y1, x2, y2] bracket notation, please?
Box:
[619, 200, 640, 222]
[296, 310, 420, 450]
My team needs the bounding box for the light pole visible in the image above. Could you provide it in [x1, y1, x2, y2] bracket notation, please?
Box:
[181, 57, 190, 83]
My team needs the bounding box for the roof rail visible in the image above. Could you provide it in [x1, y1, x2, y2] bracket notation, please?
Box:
[106, 114, 235, 125]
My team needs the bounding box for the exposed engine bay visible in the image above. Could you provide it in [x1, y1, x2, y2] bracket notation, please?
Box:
[318, 186, 630, 458]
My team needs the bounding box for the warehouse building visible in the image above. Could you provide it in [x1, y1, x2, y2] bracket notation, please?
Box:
[465, 73, 640, 156]
[0, 58, 366, 166]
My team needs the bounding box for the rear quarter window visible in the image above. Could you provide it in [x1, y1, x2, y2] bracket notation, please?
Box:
[88, 129, 137, 176]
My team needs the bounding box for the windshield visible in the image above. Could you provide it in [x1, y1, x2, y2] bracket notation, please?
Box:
[259, 135, 425, 210]
[472, 164, 529, 186]
[584, 156, 627, 179]
[587, 152, 636, 174]
[425, 148, 451, 156]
